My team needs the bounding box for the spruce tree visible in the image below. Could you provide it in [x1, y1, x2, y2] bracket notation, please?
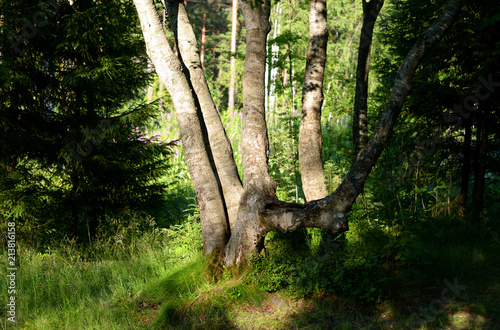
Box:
[0, 0, 171, 242]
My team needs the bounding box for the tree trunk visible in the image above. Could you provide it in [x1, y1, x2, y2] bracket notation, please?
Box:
[200, 12, 207, 67]
[164, 0, 243, 229]
[133, 0, 229, 254]
[299, 0, 329, 202]
[224, 0, 277, 265]
[88, 206, 99, 240]
[472, 107, 488, 221]
[70, 185, 78, 238]
[228, 0, 238, 113]
[458, 117, 471, 218]
[352, 0, 384, 163]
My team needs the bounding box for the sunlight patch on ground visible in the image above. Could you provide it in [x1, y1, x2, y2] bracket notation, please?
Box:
[449, 311, 487, 329]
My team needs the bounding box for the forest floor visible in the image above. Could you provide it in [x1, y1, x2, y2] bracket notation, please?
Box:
[1, 216, 499, 329]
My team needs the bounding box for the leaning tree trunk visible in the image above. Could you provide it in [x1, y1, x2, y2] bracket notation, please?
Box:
[164, 0, 243, 229]
[133, 0, 229, 254]
[299, 0, 329, 202]
[352, 0, 384, 163]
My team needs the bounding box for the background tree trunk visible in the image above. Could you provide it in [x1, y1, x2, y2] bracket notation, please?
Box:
[459, 117, 472, 218]
[228, 0, 238, 113]
[472, 107, 488, 221]
[352, 0, 384, 163]
[201, 12, 207, 67]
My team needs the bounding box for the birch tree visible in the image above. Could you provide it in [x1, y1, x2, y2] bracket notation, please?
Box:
[132, 0, 465, 265]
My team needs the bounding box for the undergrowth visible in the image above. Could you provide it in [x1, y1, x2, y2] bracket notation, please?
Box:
[1, 210, 499, 329]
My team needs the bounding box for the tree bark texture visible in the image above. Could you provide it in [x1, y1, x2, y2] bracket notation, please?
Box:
[352, 0, 384, 163]
[299, 0, 329, 202]
[133, 0, 229, 254]
[164, 0, 243, 229]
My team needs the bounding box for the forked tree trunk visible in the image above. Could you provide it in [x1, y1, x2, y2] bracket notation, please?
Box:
[133, 0, 229, 254]
[224, 0, 464, 266]
[299, 0, 329, 202]
[133, 0, 464, 265]
[353, 0, 384, 163]
[164, 0, 243, 228]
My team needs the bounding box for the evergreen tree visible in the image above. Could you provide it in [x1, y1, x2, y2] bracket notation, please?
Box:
[0, 0, 171, 242]
[372, 0, 500, 219]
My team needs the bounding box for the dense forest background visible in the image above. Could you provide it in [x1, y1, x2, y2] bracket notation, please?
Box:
[1, 0, 499, 328]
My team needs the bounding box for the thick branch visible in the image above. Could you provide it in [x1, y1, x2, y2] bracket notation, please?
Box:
[299, 0, 329, 202]
[263, 197, 348, 233]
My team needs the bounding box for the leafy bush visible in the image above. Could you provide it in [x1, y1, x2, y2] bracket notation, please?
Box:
[246, 230, 389, 303]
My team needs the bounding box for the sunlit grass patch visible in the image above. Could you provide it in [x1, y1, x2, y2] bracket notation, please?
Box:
[0, 215, 204, 330]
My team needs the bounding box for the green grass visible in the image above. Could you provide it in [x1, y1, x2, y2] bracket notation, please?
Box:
[1, 213, 499, 329]
[0, 218, 203, 329]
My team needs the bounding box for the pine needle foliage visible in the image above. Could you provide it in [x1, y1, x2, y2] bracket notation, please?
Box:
[0, 0, 171, 243]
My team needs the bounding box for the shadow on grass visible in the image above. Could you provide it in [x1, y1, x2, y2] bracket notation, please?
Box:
[278, 216, 500, 329]
[144, 257, 238, 329]
[140, 215, 500, 329]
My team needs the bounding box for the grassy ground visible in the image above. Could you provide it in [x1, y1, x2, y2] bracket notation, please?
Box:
[1, 214, 499, 329]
